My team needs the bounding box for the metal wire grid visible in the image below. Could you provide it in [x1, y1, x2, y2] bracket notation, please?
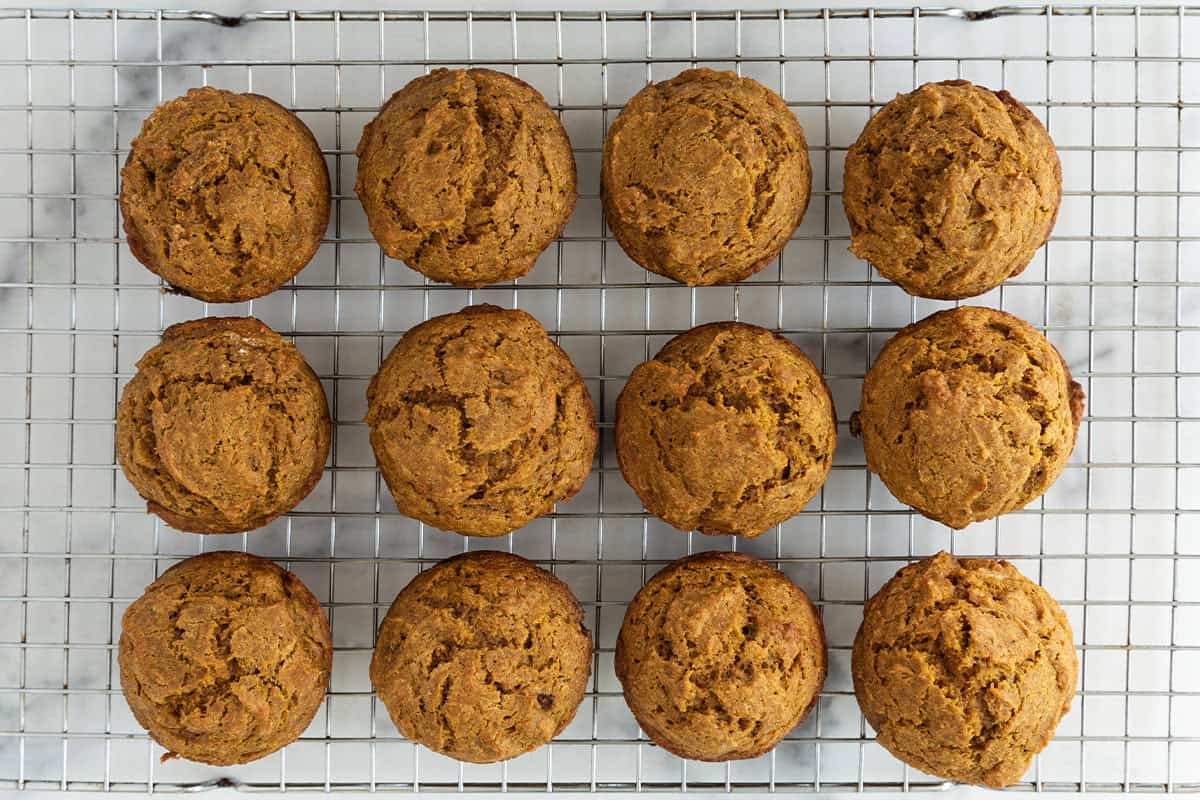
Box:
[0, 3, 1197, 793]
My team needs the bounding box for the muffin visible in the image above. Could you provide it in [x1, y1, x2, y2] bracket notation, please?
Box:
[116, 317, 331, 534]
[119, 551, 333, 765]
[615, 322, 835, 537]
[602, 68, 811, 285]
[615, 551, 826, 761]
[120, 87, 330, 303]
[851, 307, 1084, 529]
[852, 552, 1077, 787]
[843, 80, 1061, 299]
[365, 304, 596, 537]
[355, 68, 576, 286]
[371, 551, 592, 763]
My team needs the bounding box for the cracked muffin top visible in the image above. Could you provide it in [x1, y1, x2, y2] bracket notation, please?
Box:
[118, 551, 333, 765]
[852, 552, 1077, 787]
[851, 307, 1084, 529]
[355, 68, 576, 286]
[116, 317, 331, 534]
[365, 304, 596, 537]
[601, 68, 811, 285]
[120, 87, 330, 303]
[615, 551, 826, 762]
[842, 80, 1061, 300]
[615, 322, 835, 537]
[370, 551, 592, 763]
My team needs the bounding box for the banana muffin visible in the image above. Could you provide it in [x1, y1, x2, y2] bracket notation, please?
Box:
[843, 80, 1061, 300]
[851, 307, 1084, 529]
[615, 322, 835, 537]
[602, 68, 811, 285]
[119, 551, 333, 765]
[852, 552, 1077, 787]
[116, 317, 331, 534]
[120, 87, 330, 303]
[370, 551, 592, 763]
[615, 551, 826, 761]
[355, 68, 577, 286]
[365, 304, 596, 537]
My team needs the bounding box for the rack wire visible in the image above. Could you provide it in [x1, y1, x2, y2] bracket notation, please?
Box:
[0, 3, 1197, 793]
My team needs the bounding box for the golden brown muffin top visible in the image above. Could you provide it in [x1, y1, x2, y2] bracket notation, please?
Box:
[616, 322, 835, 537]
[370, 551, 592, 763]
[852, 551, 1077, 787]
[355, 68, 577, 287]
[120, 87, 330, 303]
[118, 551, 333, 765]
[852, 307, 1083, 529]
[843, 80, 1061, 300]
[614, 551, 826, 762]
[601, 68, 811, 285]
[116, 317, 331, 534]
[365, 304, 596, 537]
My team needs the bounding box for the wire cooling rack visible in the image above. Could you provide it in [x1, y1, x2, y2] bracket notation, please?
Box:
[0, 3, 1198, 794]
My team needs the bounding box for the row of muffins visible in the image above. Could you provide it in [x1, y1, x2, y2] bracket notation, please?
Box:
[120, 546, 1076, 789]
[115, 302, 1083, 539]
[120, 68, 1060, 302]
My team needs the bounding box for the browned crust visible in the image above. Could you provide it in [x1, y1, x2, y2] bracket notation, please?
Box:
[614, 551, 827, 761]
[366, 304, 597, 537]
[860, 305, 1084, 436]
[850, 551, 1077, 787]
[849, 306, 1084, 529]
[119, 551, 333, 765]
[356, 69, 576, 288]
[371, 550, 593, 762]
[844, 80, 1062, 301]
[917, 81, 1062, 295]
[125, 317, 331, 535]
[121, 89, 331, 304]
[600, 68, 811, 286]
[614, 320, 836, 537]
[988, 84, 1063, 275]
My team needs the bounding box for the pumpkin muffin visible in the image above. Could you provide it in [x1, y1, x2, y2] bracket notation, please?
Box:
[615, 322, 835, 537]
[371, 551, 592, 763]
[851, 307, 1084, 529]
[615, 551, 826, 761]
[355, 68, 577, 286]
[852, 552, 1077, 787]
[365, 304, 596, 537]
[119, 551, 333, 765]
[843, 80, 1061, 300]
[120, 87, 330, 303]
[116, 317, 331, 534]
[601, 68, 811, 285]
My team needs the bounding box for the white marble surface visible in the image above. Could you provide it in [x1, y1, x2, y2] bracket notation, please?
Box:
[0, 0, 1196, 797]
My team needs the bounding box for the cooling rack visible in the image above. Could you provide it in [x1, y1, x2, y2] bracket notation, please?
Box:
[0, 3, 1197, 793]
